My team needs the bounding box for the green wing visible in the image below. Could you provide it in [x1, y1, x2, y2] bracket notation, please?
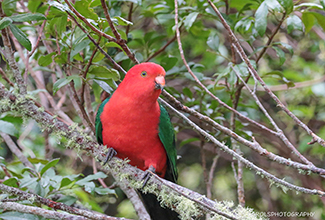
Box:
[95, 97, 110, 145]
[158, 104, 178, 182]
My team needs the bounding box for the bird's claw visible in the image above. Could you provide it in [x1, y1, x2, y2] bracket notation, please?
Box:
[103, 148, 117, 165]
[141, 165, 156, 188]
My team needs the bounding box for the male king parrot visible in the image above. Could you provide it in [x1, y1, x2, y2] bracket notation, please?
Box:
[95, 62, 179, 220]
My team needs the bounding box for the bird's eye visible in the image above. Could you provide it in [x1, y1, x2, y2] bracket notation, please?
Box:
[141, 71, 147, 77]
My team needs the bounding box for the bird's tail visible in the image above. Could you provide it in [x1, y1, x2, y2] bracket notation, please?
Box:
[138, 191, 180, 220]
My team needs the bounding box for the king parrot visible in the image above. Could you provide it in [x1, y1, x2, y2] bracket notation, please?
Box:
[95, 62, 179, 220]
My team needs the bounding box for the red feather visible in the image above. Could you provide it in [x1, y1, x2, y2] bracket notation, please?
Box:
[100, 63, 168, 177]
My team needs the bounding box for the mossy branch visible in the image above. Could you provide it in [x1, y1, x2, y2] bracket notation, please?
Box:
[0, 83, 261, 220]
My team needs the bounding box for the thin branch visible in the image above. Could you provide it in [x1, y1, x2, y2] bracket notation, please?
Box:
[0, 27, 27, 95]
[0, 202, 88, 220]
[0, 67, 15, 87]
[207, 155, 219, 199]
[63, 0, 116, 42]
[0, 184, 125, 220]
[0, 132, 34, 169]
[80, 37, 100, 106]
[65, 65, 95, 133]
[66, 10, 126, 74]
[146, 34, 177, 61]
[159, 98, 325, 197]
[161, 91, 325, 175]
[256, 13, 287, 63]
[207, 0, 325, 148]
[231, 65, 314, 166]
[100, 0, 138, 64]
[125, 3, 133, 36]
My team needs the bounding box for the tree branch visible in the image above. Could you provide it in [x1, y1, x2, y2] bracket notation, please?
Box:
[0, 184, 127, 220]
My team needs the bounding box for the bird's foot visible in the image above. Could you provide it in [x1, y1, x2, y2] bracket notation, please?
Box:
[141, 165, 156, 188]
[103, 148, 117, 165]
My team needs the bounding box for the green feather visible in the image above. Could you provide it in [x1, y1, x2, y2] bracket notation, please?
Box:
[158, 104, 178, 182]
[95, 97, 110, 145]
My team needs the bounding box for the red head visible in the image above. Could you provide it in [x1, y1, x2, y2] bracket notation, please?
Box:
[117, 62, 166, 100]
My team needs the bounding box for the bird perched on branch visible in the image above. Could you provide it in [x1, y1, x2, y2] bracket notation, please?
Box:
[95, 62, 179, 220]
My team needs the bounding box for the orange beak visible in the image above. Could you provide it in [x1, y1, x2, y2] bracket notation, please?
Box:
[155, 75, 165, 91]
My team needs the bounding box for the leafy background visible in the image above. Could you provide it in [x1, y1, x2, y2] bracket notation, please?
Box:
[1, 0, 325, 219]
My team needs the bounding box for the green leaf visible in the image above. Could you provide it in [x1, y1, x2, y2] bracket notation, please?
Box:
[277, 0, 293, 14]
[273, 42, 293, 55]
[48, 14, 68, 35]
[95, 186, 116, 195]
[286, 14, 303, 34]
[89, 66, 120, 81]
[10, 13, 46, 22]
[57, 195, 78, 206]
[105, 42, 123, 51]
[70, 39, 91, 61]
[301, 12, 315, 33]
[207, 33, 219, 51]
[255, 2, 268, 36]
[93, 79, 114, 94]
[272, 46, 286, 65]
[184, 12, 199, 31]
[74, 0, 98, 20]
[48, 1, 72, 13]
[0, 120, 18, 136]
[28, 158, 51, 164]
[294, 3, 323, 10]
[0, 17, 13, 30]
[3, 0, 18, 16]
[182, 87, 193, 99]
[75, 172, 107, 186]
[53, 75, 80, 94]
[321, 0, 325, 9]
[113, 16, 133, 26]
[264, 70, 294, 87]
[265, 0, 282, 12]
[180, 137, 200, 147]
[160, 56, 178, 71]
[40, 158, 60, 176]
[28, 0, 42, 13]
[308, 12, 325, 32]
[3, 177, 19, 187]
[38, 52, 56, 67]
[9, 24, 32, 51]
